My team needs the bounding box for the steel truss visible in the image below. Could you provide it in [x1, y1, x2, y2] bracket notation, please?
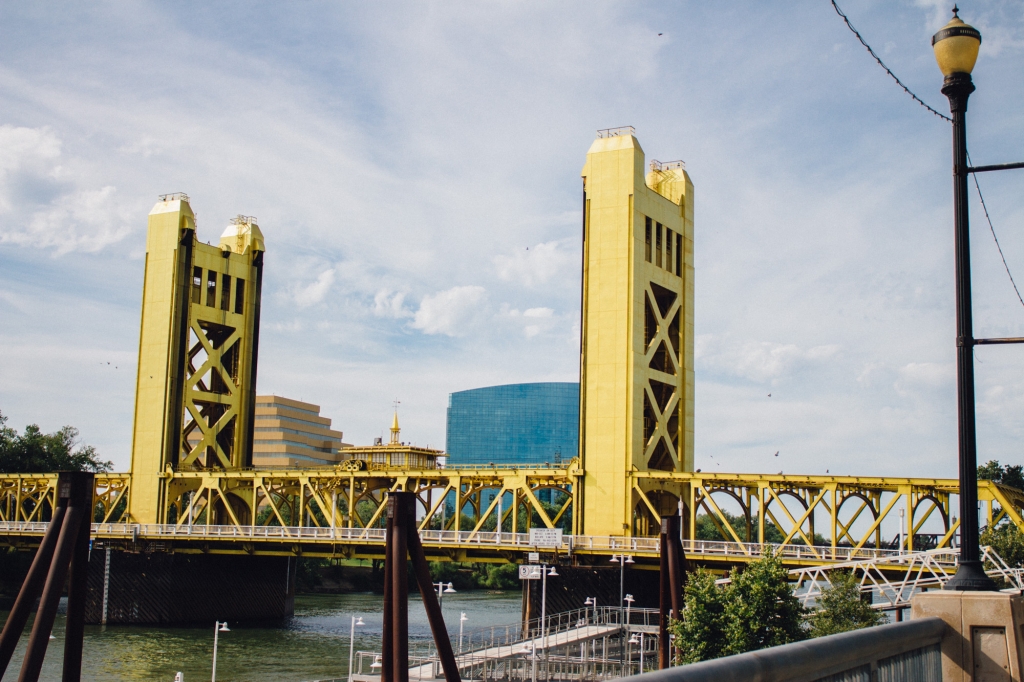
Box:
[788, 546, 1024, 610]
[1, 469, 1023, 568]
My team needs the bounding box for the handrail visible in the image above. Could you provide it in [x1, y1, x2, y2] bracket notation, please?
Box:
[0, 521, 956, 565]
[620, 617, 945, 682]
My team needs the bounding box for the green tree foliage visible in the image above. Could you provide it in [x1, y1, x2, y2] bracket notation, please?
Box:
[724, 548, 806, 653]
[806, 571, 883, 637]
[694, 510, 827, 546]
[669, 548, 806, 663]
[981, 522, 1024, 568]
[671, 569, 728, 663]
[979, 460, 1024, 492]
[0, 411, 112, 474]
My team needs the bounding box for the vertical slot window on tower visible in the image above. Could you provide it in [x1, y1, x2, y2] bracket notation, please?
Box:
[220, 274, 231, 311]
[665, 228, 673, 272]
[645, 217, 652, 263]
[234, 278, 245, 314]
[192, 267, 202, 304]
[675, 234, 682, 276]
[655, 223, 663, 267]
[206, 270, 217, 307]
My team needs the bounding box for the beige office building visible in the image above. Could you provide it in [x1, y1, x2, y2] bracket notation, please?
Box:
[251, 395, 348, 467]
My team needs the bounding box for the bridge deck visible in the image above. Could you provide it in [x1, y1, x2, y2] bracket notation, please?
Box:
[0, 521, 949, 571]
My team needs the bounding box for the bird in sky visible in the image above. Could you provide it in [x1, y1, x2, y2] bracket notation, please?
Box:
[767, 393, 772, 397]
[695, 469, 701, 473]
[826, 469, 830, 474]
[773, 451, 779, 457]
[658, 33, 663, 36]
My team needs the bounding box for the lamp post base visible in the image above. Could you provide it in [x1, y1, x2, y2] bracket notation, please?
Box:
[944, 560, 998, 591]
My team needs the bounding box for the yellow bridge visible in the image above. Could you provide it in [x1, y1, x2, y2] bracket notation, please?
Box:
[3, 132, 1013, 583]
[2, 467, 1022, 574]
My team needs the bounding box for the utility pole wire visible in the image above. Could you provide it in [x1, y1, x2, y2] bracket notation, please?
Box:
[831, 1, 1024, 311]
[830, 0, 952, 122]
[968, 152, 1024, 310]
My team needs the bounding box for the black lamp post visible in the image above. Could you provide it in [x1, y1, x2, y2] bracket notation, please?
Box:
[932, 7, 995, 591]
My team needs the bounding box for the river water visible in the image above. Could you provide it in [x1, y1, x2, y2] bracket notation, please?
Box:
[1, 591, 522, 682]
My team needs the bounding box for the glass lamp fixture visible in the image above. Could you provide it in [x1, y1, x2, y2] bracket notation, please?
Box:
[932, 6, 981, 76]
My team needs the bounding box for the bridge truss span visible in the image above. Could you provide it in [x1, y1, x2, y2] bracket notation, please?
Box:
[1, 469, 1023, 570]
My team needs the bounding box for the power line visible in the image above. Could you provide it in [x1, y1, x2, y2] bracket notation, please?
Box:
[968, 152, 1024, 310]
[830, 2, 1024, 311]
[830, 0, 952, 122]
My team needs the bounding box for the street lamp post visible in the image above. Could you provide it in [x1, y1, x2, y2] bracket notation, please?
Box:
[931, 6, 996, 592]
[459, 612, 468, 653]
[609, 555, 633, 625]
[434, 581, 456, 608]
[623, 594, 635, 672]
[211, 621, 229, 682]
[347, 616, 364, 682]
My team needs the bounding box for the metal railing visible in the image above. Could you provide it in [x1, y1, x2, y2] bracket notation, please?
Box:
[454, 606, 657, 657]
[0, 521, 958, 566]
[620, 617, 944, 682]
[597, 126, 635, 139]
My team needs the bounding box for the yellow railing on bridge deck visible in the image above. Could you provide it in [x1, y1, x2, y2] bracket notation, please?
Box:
[0, 469, 1022, 563]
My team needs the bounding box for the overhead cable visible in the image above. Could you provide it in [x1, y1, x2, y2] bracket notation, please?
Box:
[830, 0, 952, 123]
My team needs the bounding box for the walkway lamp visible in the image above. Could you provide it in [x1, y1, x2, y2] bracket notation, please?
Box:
[459, 612, 468, 653]
[931, 6, 994, 591]
[211, 621, 229, 682]
[609, 555, 633, 623]
[347, 616, 364, 682]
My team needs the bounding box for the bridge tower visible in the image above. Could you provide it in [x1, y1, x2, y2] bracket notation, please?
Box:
[128, 194, 265, 523]
[577, 129, 694, 538]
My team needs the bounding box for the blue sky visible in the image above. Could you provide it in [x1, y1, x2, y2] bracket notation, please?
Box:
[0, 1, 1022, 477]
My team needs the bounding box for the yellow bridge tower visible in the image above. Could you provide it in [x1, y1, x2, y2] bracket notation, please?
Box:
[578, 128, 695, 538]
[128, 194, 265, 523]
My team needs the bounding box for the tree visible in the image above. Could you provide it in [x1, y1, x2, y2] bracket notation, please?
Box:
[671, 569, 728, 663]
[723, 547, 806, 654]
[669, 548, 806, 663]
[978, 460, 1024, 492]
[981, 522, 1024, 569]
[806, 571, 883, 637]
[0, 411, 112, 474]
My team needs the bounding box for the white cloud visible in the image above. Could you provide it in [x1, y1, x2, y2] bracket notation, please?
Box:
[410, 286, 487, 336]
[373, 289, 412, 319]
[292, 269, 336, 308]
[698, 336, 841, 384]
[494, 241, 574, 287]
[0, 125, 133, 254]
[894, 362, 953, 398]
[524, 307, 554, 318]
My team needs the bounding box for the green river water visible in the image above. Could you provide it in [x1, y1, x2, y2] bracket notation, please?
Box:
[0, 591, 522, 681]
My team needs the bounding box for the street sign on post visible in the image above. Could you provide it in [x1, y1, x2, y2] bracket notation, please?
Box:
[527, 552, 540, 563]
[529, 528, 563, 548]
[519, 565, 542, 580]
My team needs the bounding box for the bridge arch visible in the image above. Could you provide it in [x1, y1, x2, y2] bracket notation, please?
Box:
[834, 492, 879, 547]
[762, 490, 812, 545]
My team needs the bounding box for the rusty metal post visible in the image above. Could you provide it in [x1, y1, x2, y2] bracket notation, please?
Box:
[0, 493, 68, 677]
[401, 493, 462, 682]
[61, 472, 94, 682]
[382, 495, 395, 682]
[19, 496, 85, 680]
[665, 516, 683, 620]
[659, 518, 671, 669]
[390, 495, 409, 682]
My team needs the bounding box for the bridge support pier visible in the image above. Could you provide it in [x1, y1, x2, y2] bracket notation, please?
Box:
[84, 549, 296, 625]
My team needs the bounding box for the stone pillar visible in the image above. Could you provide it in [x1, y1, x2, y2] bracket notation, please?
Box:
[912, 590, 1024, 681]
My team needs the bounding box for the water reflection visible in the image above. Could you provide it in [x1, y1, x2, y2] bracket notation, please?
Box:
[0, 591, 522, 681]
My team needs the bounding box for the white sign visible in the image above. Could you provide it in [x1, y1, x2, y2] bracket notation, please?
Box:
[529, 528, 563, 548]
[519, 565, 542, 580]
[527, 552, 540, 563]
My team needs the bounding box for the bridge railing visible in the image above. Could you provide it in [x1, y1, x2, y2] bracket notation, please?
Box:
[0, 521, 951, 566]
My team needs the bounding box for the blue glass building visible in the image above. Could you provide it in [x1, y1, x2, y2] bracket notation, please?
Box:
[445, 383, 580, 467]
